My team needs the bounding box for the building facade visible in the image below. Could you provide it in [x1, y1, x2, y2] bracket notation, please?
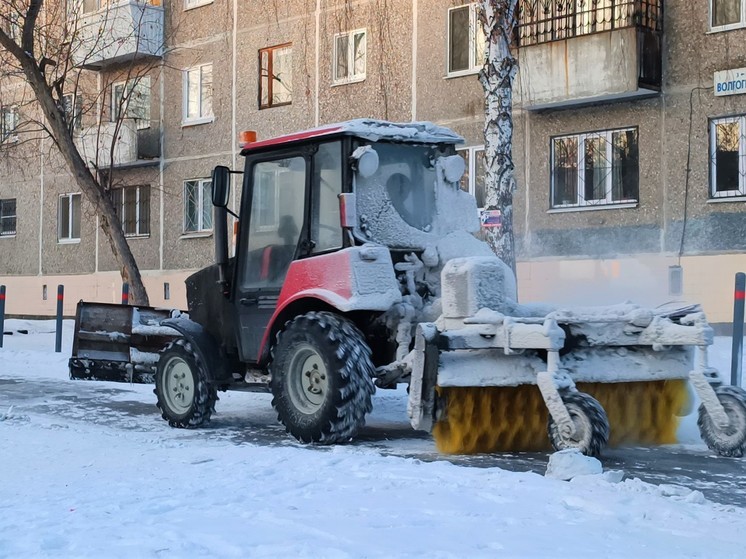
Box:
[0, 0, 745, 326]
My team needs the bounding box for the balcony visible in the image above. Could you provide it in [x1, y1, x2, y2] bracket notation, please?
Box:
[75, 120, 159, 168]
[72, 1, 164, 68]
[514, 1, 662, 110]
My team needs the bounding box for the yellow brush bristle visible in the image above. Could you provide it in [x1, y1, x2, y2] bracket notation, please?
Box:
[432, 380, 689, 454]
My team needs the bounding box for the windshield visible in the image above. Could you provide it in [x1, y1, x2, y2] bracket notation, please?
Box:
[353, 142, 479, 249]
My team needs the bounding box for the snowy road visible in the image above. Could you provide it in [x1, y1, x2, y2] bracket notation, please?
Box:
[2, 320, 746, 557]
[2, 375, 745, 508]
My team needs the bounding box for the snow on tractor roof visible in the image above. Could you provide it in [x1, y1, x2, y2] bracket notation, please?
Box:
[240, 119, 464, 154]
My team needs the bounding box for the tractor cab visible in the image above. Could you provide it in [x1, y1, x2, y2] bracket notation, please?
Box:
[206, 120, 481, 364]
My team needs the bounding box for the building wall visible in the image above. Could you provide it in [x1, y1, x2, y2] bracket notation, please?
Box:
[2, 0, 746, 326]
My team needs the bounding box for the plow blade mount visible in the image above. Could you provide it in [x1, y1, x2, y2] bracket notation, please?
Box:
[69, 301, 180, 383]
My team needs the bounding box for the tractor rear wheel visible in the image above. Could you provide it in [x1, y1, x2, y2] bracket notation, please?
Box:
[547, 390, 610, 457]
[697, 385, 746, 457]
[270, 311, 375, 444]
[155, 339, 217, 428]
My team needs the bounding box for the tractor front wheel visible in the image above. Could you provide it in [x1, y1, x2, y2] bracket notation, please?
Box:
[270, 311, 375, 444]
[547, 390, 610, 457]
[698, 385, 746, 458]
[155, 339, 217, 428]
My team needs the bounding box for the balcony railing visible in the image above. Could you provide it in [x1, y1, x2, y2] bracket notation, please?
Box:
[516, 0, 662, 47]
[75, 119, 159, 168]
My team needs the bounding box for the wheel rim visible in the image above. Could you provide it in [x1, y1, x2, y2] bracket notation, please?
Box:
[287, 344, 329, 414]
[162, 355, 195, 416]
[557, 404, 593, 450]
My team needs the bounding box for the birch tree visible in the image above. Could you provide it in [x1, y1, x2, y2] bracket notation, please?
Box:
[477, 0, 518, 272]
[0, 0, 153, 304]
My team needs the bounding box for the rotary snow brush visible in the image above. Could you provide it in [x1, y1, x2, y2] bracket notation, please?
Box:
[407, 257, 743, 457]
[432, 380, 688, 454]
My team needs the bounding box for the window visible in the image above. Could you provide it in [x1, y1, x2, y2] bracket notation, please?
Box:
[1, 106, 19, 142]
[333, 29, 366, 85]
[112, 185, 150, 236]
[183, 64, 213, 124]
[0, 198, 16, 236]
[112, 78, 151, 130]
[550, 128, 639, 209]
[259, 44, 293, 109]
[58, 193, 81, 242]
[2, 9, 21, 41]
[711, 0, 746, 30]
[710, 115, 746, 197]
[312, 141, 343, 253]
[457, 145, 486, 208]
[448, 3, 485, 76]
[63, 94, 82, 132]
[184, 0, 213, 9]
[184, 179, 213, 233]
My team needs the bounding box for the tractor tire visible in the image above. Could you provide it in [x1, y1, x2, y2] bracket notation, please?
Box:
[547, 390, 610, 457]
[155, 339, 218, 428]
[270, 311, 375, 444]
[697, 385, 746, 458]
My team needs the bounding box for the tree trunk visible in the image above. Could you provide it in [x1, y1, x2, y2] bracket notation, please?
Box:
[17, 55, 150, 305]
[478, 1, 518, 273]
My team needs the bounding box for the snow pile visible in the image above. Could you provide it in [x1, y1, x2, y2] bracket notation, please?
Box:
[545, 449, 602, 480]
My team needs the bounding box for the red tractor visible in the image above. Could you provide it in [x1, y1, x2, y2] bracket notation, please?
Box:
[70, 120, 746, 458]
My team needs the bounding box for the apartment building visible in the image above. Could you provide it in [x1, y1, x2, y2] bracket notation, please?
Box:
[0, 0, 745, 326]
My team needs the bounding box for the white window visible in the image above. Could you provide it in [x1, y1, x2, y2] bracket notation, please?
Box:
[112, 185, 150, 236]
[447, 3, 485, 76]
[62, 94, 83, 132]
[184, 0, 214, 10]
[184, 179, 213, 233]
[1, 106, 19, 142]
[333, 29, 366, 85]
[550, 128, 639, 209]
[711, 0, 746, 30]
[3, 9, 21, 41]
[0, 198, 16, 237]
[58, 193, 81, 242]
[112, 77, 151, 130]
[457, 145, 486, 208]
[710, 115, 746, 197]
[183, 64, 213, 125]
[253, 168, 281, 231]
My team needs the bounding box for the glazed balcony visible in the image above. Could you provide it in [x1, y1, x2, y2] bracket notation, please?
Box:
[75, 120, 159, 168]
[72, 1, 164, 68]
[515, 0, 663, 110]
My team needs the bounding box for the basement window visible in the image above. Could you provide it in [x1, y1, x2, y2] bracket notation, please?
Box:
[710, 115, 746, 197]
[550, 128, 639, 209]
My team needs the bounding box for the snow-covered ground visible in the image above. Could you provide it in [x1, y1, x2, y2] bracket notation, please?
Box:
[1, 319, 745, 558]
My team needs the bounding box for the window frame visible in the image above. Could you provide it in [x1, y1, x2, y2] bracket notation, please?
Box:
[259, 43, 293, 110]
[0, 198, 16, 237]
[549, 127, 640, 210]
[183, 178, 213, 234]
[1, 105, 19, 143]
[446, 3, 485, 78]
[332, 28, 367, 85]
[111, 77, 151, 130]
[112, 185, 151, 237]
[58, 193, 82, 243]
[184, 0, 214, 11]
[709, 114, 746, 198]
[457, 144, 486, 209]
[182, 64, 214, 126]
[709, 0, 746, 32]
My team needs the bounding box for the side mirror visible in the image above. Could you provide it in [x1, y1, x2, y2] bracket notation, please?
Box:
[211, 165, 231, 207]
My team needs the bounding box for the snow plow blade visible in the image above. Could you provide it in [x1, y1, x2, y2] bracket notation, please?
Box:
[69, 301, 180, 383]
[406, 257, 738, 457]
